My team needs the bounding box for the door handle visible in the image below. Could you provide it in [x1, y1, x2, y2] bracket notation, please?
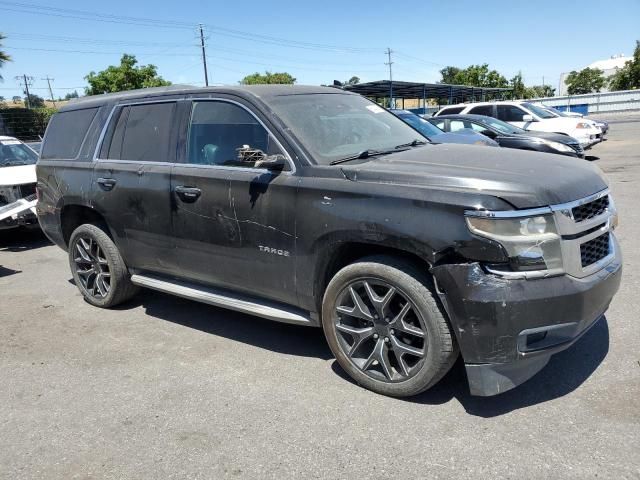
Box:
[175, 185, 202, 202]
[96, 177, 117, 191]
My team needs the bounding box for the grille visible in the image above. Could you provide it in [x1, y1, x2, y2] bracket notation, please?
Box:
[18, 183, 37, 198]
[580, 233, 610, 267]
[572, 195, 609, 222]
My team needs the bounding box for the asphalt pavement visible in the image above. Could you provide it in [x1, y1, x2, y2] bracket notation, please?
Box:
[1, 115, 639, 479]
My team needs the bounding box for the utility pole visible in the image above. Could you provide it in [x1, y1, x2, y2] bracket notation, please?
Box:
[199, 24, 209, 87]
[385, 48, 394, 108]
[42, 76, 56, 107]
[15, 75, 34, 109]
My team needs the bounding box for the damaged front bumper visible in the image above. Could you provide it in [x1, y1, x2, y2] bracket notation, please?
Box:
[431, 240, 622, 396]
[0, 195, 38, 229]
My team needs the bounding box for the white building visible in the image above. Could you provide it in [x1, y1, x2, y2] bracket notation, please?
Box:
[558, 54, 629, 96]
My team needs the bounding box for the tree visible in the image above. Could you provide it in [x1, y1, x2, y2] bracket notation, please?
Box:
[565, 67, 606, 95]
[0, 33, 11, 81]
[344, 76, 360, 86]
[240, 71, 296, 85]
[64, 90, 80, 100]
[439, 64, 508, 88]
[527, 84, 555, 98]
[12, 95, 20, 104]
[609, 40, 640, 91]
[84, 54, 171, 95]
[439, 66, 461, 84]
[509, 72, 527, 98]
[25, 94, 45, 108]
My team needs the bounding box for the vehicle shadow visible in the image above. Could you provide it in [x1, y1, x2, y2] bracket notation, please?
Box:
[0, 228, 51, 252]
[123, 288, 333, 360]
[0, 265, 22, 277]
[113, 288, 609, 415]
[585, 155, 600, 161]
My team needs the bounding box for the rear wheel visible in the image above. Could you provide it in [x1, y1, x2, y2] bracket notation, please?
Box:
[322, 255, 458, 397]
[68, 224, 139, 308]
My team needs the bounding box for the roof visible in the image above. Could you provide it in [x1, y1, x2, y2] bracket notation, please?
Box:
[344, 80, 512, 99]
[63, 84, 351, 111]
[587, 55, 629, 71]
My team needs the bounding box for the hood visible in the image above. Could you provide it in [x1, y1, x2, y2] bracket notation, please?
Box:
[0, 164, 37, 187]
[511, 130, 579, 144]
[433, 130, 499, 147]
[340, 144, 607, 209]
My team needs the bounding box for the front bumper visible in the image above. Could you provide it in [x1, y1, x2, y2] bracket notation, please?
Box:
[431, 240, 622, 396]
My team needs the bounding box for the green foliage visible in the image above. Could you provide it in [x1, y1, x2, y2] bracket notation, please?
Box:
[64, 90, 80, 100]
[240, 71, 296, 85]
[565, 67, 606, 95]
[0, 107, 56, 141]
[84, 54, 171, 95]
[344, 76, 360, 86]
[25, 93, 45, 108]
[509, 72, 556, 99]
[609, 40, 640, 91]
[12, 95, 21, 103]
[0, 33, 11, 81]
[439, 64, 508, 88]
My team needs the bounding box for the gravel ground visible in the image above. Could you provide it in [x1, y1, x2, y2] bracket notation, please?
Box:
[1, 120, 639, 480]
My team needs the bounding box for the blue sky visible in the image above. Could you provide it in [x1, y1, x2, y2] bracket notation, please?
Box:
[1, 0, 639, 99]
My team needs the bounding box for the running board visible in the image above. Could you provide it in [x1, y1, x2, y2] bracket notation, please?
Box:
[130, 274, 314, 326]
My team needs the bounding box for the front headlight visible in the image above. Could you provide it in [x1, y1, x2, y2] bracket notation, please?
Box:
[576, 122, 591, 129]
[465, 213, 564, 273]
[535, 139, 574, 153]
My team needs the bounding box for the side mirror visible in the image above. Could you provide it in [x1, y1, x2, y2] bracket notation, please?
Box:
[522, 114, 535, 122]
[481, 129, 498, 139]
[255, 154, 287, 171]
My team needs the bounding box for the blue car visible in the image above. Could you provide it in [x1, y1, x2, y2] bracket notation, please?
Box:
[390, 109, 499, 147]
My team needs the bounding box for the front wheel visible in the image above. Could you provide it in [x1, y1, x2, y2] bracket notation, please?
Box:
[322, 256, 458, 397]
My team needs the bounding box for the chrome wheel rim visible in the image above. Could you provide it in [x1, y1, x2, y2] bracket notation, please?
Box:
[73, 237, 111, 298]
[334, 278, 427, 382]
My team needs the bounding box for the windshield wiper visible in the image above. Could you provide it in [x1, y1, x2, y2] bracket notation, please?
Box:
[394, 139, 428, 149]
[329, 149, 395, 166]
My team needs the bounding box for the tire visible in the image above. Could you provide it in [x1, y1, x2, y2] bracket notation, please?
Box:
[68, 223, 139, 308]
[322, 255, 458, 397]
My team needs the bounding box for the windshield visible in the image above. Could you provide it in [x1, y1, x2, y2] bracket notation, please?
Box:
[482, 117, 526, 134]
[396, 113, 443, 138]
[268, 94, 425, 165]
[0, 139, 38, 167]
[522, 102, 557, 119]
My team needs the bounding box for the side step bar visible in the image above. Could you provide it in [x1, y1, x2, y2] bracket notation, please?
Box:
[130, 274, 314, 326]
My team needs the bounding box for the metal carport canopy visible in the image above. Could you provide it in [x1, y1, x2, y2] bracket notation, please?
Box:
[343, 80, 512, 100]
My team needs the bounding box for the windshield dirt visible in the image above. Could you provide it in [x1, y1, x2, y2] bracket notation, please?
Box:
[269, 93, 425, 165]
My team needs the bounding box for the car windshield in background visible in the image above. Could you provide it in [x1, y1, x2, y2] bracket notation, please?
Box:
[397, 113, 442, 138]
[268, 93, 424, 165]
[483, 117, 526, 134]
[522, 102, 557, 119]
[0, 140, 38, 167]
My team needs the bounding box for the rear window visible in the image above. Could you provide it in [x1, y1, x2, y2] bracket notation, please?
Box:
[468, 105, 494, 117]
[101, 102, 176, 162]
[436, 106, 464, 116]
[41, 107, 99, 160]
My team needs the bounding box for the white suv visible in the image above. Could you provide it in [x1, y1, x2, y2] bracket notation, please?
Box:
[434, 101, 601, 148]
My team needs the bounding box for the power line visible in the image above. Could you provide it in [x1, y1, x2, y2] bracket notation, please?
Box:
[14, 74, 34, 108]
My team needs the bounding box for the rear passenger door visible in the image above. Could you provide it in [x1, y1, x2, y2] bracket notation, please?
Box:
[92, 101, 179, 275]
[170, 99, 298, 305]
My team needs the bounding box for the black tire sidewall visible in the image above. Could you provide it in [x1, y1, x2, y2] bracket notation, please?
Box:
[322, 258, 456, 397]
[68, 224, 126, 308]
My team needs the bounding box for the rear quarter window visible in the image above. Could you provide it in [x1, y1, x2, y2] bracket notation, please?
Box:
[40, 107, 99, 160]
[437, 106, 464, 116]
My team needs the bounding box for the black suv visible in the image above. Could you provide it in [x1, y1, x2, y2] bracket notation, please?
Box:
[36, 85, 621, 397]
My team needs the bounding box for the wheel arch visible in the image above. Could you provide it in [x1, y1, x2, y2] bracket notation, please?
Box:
[60, 204, 111, 247]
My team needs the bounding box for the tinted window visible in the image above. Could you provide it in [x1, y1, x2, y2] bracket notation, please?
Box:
[468, 105, 494, 117]
[437, 106, 464, 115]
[187, 101, 280, 167]
[41, 107, 99, 159]
[103, 102, 175, 162]
[430, 119, 446, 130]
[497, 105, 527, 122]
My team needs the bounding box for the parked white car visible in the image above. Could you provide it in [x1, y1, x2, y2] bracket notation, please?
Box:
[534, 103, 608, 138]
[435, 101, 601, 148]
[0, 136, 38, 229]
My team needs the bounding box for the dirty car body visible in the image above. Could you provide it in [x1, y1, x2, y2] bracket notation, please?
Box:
[37, 85, 621, 396]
